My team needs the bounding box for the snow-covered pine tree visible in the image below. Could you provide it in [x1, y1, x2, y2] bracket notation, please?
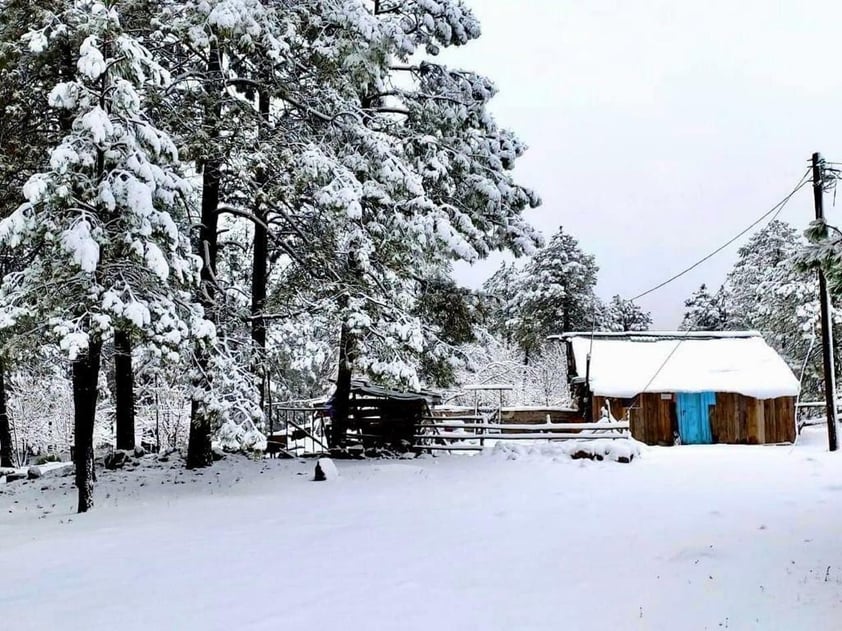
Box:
[1, 2, 49, 213]
[802, 217, 842, 294]
[0, 0, 73, 466]
[326, 2, 539, 436]
[147, 0, 294, 466]
[603, 295, 652, 332]
[732, 219, 828, 398]
[0, 0, 208, 511]
[725, 221, 803, 327]
[220, 2, 542, 439]
[482, 262, 525, 346]
[679, 284, 728, 331]
[413, 277, 482, 387]
[502, 226, 599, 359]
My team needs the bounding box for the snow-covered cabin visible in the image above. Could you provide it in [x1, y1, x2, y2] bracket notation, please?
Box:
[556, 331, 799, 446]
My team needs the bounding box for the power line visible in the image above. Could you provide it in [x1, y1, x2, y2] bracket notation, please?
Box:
[622, 169, 813, 408]
[634, 320, 716, 404]
[629, 170, 812, 303]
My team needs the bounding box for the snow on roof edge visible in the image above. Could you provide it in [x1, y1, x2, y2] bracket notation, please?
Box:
[549, 330, 763, 341]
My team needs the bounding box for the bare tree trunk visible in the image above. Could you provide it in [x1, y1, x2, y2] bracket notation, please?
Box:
[0, 362, 12, 468]
[187, 35, 222, 470]
[73, 339, 102, 513]
[114, 328, 135, 451]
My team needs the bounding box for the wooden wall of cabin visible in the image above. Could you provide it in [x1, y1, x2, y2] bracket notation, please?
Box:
[592, 394, 675, 446]
[593, 393, 795, 445]
[709, 394, 795, 444]
[763, 396, 797, 443]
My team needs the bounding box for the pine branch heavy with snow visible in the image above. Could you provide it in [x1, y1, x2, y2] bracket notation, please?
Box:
[0, 0, 208, 510]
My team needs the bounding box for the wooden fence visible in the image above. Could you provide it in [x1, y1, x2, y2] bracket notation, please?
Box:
[414, 413, 630, 453]
[265, 405, 629, 457]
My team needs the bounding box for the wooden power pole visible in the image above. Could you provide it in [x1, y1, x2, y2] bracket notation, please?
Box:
[812, 152, 838, 451]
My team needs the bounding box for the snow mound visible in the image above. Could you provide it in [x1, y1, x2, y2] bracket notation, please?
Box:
[487, 438, 643, 463]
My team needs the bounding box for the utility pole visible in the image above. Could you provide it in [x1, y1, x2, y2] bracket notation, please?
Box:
[813, 152, 838, 451]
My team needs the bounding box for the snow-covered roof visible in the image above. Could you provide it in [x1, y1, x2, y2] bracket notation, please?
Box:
[315, 380, 441, 404]
[559, 331, 799, 399]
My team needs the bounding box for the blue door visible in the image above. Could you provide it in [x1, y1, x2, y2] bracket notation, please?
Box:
[676, 392, 715, 444]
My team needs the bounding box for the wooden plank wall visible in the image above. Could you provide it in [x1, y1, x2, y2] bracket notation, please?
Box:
[709, 394, 795, 444]
[763, 396, 796, 444]
[709, 393, 748, 444]
[591, 396, 632, 425]
[348, 397, 424, 448]
[593, 393, 795, 445]
[592, 394, 675, 446]
[631, 394, 675, 446]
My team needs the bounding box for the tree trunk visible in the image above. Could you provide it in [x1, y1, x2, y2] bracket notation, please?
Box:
[331, 322, 354, 449]
[73, 339, 102, 513]
[0, 362, 12, 468]
[187, 35, 223, 470]
[187, 395, 213, 468]
[114, 327, 135, 451]
[251, 89, 269, 407]
[187, 149, 220, 469]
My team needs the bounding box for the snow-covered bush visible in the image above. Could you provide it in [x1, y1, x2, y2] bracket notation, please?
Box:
[213, 419, 267, 455]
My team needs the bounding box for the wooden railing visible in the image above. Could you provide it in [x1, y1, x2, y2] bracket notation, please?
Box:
[414, 417, 630, 453]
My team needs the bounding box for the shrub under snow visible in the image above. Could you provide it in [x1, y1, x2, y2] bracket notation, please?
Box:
[214, 420, 267, 454]
[487, 438, 643, 463]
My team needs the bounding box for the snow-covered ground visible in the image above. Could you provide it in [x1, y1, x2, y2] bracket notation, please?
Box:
[3, 428, 842, 630]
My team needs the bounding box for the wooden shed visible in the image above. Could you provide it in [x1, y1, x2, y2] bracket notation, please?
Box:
[557, 331, 799, 446]
[328, 380, 442, 453]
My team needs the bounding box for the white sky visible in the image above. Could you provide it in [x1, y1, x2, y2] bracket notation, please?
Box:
[444, 0, 842, 327]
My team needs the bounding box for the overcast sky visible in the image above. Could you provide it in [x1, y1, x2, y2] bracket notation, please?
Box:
[443, 0, 842, 327]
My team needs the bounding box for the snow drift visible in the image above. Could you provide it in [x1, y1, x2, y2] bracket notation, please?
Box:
[487, 438, 642, 463]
